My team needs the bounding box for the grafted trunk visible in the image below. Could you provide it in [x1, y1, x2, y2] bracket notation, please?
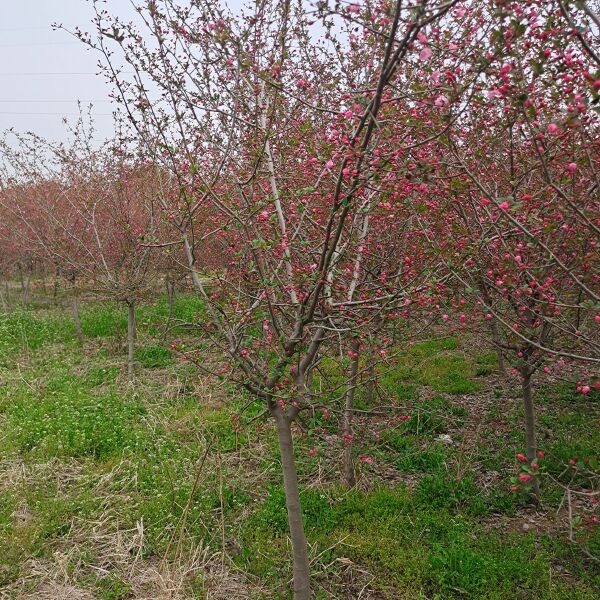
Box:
[521, 370, 540, 500]
[343, 337, 360, 488]
[273, 410, 311, 600]
[127, 300, 136, 381]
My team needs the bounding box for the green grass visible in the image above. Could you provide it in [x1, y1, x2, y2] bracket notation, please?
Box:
[135, 344, 173, 368]
[0, 295, 598, 598]
[81, 303, 128, 338]
[379, 338, 481, 396]
[240, 485, 599, 598]
[2, 387, 147, 459]
[0, 310, 74, 362]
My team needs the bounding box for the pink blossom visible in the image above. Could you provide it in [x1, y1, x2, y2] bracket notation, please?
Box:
[499, 201, 510, 210]
[567, 162, 577, 174]
[434, 95, 449, 108]
[519, 474, 532, 483]
[516, 453, 527, 462]
[547, 123, 559, 135]
[419, 47, 432, 62]
[326, 160, 334, 169]
[582, 385, 591, 395]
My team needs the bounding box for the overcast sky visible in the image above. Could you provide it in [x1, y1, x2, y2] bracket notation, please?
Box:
[0, 0, 245, 144]
[0, 1, 130, 142]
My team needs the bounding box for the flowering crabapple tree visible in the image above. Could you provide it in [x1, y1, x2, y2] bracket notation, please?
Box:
[0, 125, 160, 379]
[69, 0, 480, 596]
[0, 149, 90, 341]
[420, 0, 600, 498]
[0, 197, 40, 308]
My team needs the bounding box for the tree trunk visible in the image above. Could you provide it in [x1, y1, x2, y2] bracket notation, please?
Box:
[521, 371, 540, 500]
[183, 234, 204, 293]
[127, 300, 136, 381]
[72, 293, 84, 346]
[273, 411, 311, 600]
[343, 337, 360, 488]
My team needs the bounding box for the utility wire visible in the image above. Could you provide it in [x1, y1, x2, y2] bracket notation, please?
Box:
[0, 100, 112, 103]
[0, 111, 113, 116]
[0, 72, 132, 76]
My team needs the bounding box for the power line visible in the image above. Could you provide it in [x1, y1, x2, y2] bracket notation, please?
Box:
[0, 72, 132, 76]
[0, 72, 101, 76]
[0, 100, 113, 103]
[0, 111, 113, 116]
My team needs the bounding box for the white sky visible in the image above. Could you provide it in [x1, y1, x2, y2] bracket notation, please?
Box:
[0, 0, 131, 142]
[0, 0, 244, 144]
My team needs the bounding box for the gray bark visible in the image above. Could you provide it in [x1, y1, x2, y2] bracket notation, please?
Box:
[273, 409, 311, 600]
[521, 371, 540, 500]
